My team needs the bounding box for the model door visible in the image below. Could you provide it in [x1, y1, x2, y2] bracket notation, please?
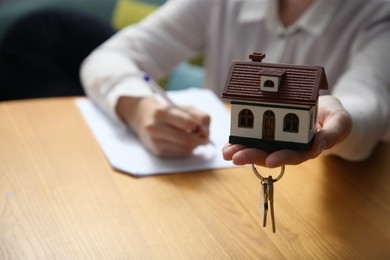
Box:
[262, 110, 275, 140]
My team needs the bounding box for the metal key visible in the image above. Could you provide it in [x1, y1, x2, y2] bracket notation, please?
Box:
[267, 176, 276, 233]
[260, 182, 268, 227]
[252, 164, 284, 234]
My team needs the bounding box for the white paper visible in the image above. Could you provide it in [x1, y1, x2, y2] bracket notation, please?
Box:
[75, 88, 235, 176]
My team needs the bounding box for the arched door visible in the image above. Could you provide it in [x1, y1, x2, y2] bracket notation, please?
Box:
[262, 110, 275, 140]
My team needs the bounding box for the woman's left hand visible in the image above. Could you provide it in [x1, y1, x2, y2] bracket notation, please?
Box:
[222, 95, 352, 168]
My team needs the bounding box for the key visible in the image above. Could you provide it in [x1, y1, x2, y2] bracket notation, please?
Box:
[267, 176, 276, 233]
[252, 164, 284, 233]
[260, 182, 268, 227]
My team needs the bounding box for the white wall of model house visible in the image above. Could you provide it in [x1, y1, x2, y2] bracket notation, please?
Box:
[230, 102, 317, 144]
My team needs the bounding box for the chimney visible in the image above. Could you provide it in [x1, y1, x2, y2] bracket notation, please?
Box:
[249, 52, 265, 62]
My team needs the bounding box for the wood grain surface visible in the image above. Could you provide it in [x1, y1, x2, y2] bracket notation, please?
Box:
[1, 98, 389, 259]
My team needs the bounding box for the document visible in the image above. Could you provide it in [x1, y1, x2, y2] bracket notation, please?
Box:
[76, 88, 235, 176]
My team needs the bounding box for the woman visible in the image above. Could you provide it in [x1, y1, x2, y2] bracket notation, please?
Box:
[81, 0, 390, 167]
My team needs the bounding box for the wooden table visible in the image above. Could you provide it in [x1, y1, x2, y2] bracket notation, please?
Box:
[1, 97, 390, 259]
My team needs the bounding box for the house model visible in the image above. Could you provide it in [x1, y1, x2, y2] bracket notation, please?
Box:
[221, 52, 328, 152]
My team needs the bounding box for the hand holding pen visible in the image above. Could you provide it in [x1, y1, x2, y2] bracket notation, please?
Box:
[115, 75, 212, 158]
[144, 74, 214, 146]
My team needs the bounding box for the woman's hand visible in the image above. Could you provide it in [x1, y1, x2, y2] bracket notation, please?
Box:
[116, 96, 211, 158]
[222, 95, 352, 168]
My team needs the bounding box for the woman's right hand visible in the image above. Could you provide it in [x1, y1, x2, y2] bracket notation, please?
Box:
[116, 96, 211, 158]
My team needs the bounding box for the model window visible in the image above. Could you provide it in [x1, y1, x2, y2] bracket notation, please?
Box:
[283, 113, 299, 133]
[238, 109, 254, 128]
[264, 80, 274, 88]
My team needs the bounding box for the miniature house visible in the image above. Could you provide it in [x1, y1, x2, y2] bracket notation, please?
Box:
[221, 52, 328, 151]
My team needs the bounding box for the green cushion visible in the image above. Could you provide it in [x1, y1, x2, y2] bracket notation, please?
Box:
[111, 0, 159, 30]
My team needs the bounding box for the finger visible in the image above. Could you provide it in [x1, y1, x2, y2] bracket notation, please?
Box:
[157, 106, 207, 134]
[222, 142, 233, 150]
[309, 113, 350, 158]
[222, 143, 248, 160]
[147, 121, 208, 149]
[320, 112, 351, 147]
[265, 149, 312, 168]
[178, 106, 211, 139]
[233, 148, 269, 166]
[317, 96, 352, 149]
[184, 106, 211, 132]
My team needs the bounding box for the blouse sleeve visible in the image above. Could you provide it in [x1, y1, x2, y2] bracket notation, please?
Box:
[80, 0, 210, 120]
[324, 17, 390, 161]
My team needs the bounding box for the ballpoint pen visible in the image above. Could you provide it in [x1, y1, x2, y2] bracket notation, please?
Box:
[143, 74, 176, 107]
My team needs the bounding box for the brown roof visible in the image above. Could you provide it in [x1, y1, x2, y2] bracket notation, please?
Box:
[221, 60, 328, 106]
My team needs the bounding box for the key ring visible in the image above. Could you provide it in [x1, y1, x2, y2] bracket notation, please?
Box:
[251, 164, 285, 183]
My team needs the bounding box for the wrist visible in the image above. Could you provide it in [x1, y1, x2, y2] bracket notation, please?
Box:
[115, 96, 159, 134]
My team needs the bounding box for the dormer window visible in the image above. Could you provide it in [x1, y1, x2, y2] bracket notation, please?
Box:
[259, 69, 285, 92]
[263, 80, 275, 88]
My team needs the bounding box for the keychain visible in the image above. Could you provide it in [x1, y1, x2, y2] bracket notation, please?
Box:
[252, 164, 285, 233]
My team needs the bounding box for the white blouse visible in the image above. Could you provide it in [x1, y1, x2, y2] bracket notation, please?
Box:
[81, 0, 390, 161]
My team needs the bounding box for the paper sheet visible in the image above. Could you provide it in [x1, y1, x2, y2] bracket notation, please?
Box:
[75, 88, 235, 176]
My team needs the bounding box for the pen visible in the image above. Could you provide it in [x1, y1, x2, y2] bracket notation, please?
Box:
[143, 74, 215, 146]
[143, 74, 176, 107]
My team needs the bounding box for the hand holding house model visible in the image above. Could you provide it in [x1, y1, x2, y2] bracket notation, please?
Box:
[222, 52, 328, 152]
[222, 53, 328, 232]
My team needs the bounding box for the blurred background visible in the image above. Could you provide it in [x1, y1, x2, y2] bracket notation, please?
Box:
[0, 0, 204, 96]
